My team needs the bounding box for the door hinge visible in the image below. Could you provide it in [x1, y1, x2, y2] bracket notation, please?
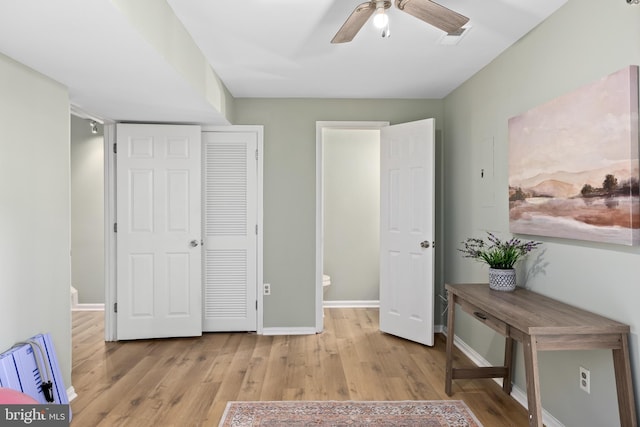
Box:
[255, 148, 258, 160]
[255, 224, 258, 235]
[114, 302, 118, 313]
[113, 143, 117, 154]
[114, 223, 118, 233]
[256, 300, 258, 310]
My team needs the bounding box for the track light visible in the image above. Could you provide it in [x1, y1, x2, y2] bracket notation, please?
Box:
[627, 0, 639, 4]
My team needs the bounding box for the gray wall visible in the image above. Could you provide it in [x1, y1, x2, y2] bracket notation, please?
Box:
[323, 128, 380, 302]
[0, 52, 72, 387]
[70, 115, 104, 304]
[234, 99, 444, 327]
[443, 0, 640, 425]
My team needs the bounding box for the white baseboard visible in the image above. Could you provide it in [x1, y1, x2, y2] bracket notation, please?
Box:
[444, 329, 565, 427]
[72, 303, 105, 311]
[262, 327, 317, 336]
[323, 300, 379, 308]
[67, 386, 77, 402]
[70, 286, 78, 307]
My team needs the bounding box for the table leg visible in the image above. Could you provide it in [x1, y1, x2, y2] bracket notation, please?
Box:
[612, 334, 638, 427]
[523, 335, 543, 427]
[503, 332, 514, 395]
[445, 291, 456, 396]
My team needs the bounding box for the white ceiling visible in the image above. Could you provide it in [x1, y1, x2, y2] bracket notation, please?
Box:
[167, 0, 565, 99]
[0, 0, 566, 123]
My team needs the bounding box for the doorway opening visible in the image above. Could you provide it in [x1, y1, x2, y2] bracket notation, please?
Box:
[70, 113, 105, 312]
[315, 121, 388, 332]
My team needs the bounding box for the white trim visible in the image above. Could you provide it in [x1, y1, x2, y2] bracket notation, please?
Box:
[262, 327, 317, 336]
[70, 286, 78, 307]
[72, 283, 104, 311]
[201, 125, 263, 133]
[70, 103, 105, 124]
[323, 300, 379, 308]
[315, 121, 389, 335]
[443, 329, 565, 427]
[104, 123, 116, 341]
[508, 388, 566, 426]
[67, 386, 77, 402]
[72, 304, 105, 312]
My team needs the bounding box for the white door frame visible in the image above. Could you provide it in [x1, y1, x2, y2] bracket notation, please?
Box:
[104, 124, 264, 340]
[104, 123, 116, 341]
[314, 121, 389, 333]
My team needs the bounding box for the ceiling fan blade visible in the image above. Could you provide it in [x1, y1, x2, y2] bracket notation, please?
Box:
[331, 2, 376, 44]
[395, 0, 469, 33]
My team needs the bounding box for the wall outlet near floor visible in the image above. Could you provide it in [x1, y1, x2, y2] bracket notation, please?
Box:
[580, 366, 590, 393]
[263, 283, 271, 295]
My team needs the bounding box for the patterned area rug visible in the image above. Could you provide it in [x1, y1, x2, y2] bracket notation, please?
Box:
[218, 400, 483, 426]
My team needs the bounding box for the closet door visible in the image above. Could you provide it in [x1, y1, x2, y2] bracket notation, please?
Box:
[203, 131, 258, 331]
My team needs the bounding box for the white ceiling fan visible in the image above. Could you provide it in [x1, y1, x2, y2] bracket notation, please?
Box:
[331, 0, 469, 43]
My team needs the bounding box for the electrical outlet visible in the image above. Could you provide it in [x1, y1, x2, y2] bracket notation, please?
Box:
[263, 283, 271, 295]
[580, 366, 590, 394]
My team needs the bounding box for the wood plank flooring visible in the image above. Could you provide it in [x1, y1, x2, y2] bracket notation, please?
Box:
[70, 308, 529, 426]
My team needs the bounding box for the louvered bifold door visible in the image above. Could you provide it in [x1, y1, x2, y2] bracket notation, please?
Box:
[203, 131, 258, 331]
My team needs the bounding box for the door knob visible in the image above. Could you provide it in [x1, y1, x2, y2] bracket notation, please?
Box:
[420, 241, 430, 249]
[190, 239, 199, 247]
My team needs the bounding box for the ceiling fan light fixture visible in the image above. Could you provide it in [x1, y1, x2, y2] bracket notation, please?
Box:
[373, 7, 389, 29]
[380, 24, 391, 38]
[331, 0, 466, 44]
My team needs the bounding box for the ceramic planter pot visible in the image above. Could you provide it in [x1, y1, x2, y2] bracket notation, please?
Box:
[488, 268, 516, 292]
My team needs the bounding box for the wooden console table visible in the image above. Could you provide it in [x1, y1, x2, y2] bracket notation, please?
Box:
[445, 283, 637, 427]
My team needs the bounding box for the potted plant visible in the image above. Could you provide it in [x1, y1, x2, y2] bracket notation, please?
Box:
[458, 232, 541, 291]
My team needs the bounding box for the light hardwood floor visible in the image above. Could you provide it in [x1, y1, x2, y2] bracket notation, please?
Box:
[70, 308, 529, 426]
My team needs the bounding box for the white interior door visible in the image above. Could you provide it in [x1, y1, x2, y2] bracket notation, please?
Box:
[116, 123, 202, 340]
[202, 131, 258, 331]
[379, 118, 435, 346]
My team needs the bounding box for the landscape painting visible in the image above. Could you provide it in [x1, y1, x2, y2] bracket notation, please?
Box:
[509, 65, 640, 245]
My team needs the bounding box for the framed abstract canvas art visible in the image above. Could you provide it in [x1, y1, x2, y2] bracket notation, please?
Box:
[508, 65, 639, 245]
